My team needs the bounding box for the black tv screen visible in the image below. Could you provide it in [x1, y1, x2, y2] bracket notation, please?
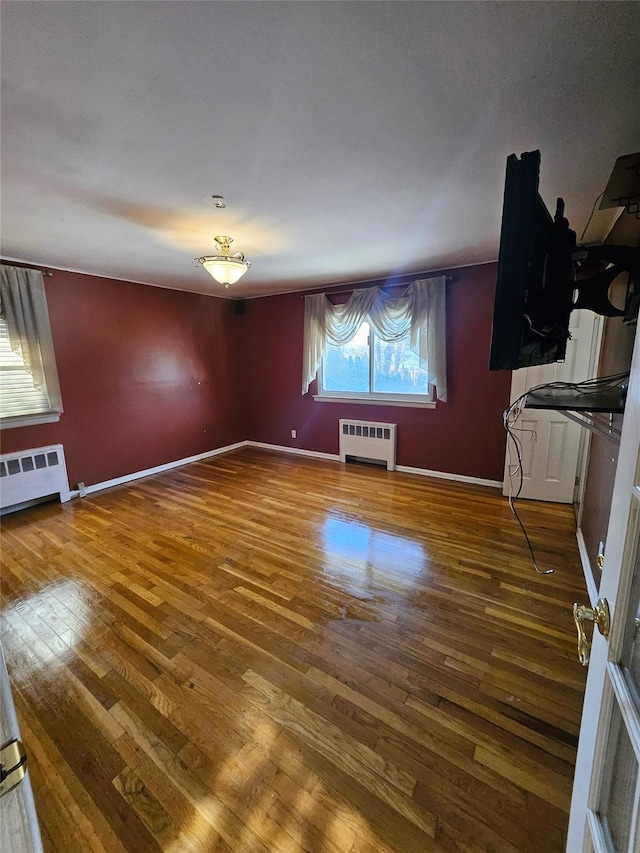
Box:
[489, 150, 576, 371]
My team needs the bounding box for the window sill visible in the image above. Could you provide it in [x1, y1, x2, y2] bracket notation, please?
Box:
[313, 395, 436, 409]
[0, 411, 61, 430]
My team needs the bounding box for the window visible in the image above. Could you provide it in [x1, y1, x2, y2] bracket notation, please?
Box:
[320, 321, 433, 404]
[0, 265, 63, 429]
[303, 277, 447, 406]
[0, 319, 51, 417]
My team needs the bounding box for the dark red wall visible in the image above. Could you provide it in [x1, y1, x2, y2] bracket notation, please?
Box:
[0, 269, 246, 488]
[240, 263, 512, 482]
[2, 262, 512, 488]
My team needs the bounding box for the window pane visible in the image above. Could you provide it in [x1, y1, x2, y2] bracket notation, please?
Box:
[323, 322, 370, 393]
[621, 533, 640, 702]
[598, 701, 638, 852]
[373, 333, 429, 395]
[0, 320, 50, 418]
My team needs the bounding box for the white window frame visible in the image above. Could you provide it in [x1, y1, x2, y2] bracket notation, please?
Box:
[0, 267, 63, 430]
[1, 412, 61, 430]
[314, 322, 437, 409]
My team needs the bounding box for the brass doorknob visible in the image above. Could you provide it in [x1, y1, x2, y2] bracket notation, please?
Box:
[572, 598, 610, 666]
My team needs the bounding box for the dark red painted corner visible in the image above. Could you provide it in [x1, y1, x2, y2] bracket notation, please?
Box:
[1, 262, 511, 488]
[0, 269, 246, 487]
[239, 263, 512, 482]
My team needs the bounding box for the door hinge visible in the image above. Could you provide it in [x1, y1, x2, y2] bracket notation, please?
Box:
[0, 739, 27, 797]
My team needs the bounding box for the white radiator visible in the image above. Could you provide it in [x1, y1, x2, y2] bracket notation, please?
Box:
[0, 444, 71, 512]
[339, 419, 397, 471]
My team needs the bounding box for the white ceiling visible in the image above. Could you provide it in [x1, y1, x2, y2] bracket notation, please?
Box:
[1, 2, 639, 299]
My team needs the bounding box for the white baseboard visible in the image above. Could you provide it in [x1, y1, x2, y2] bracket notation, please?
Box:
[68, 441, 248, 499]
[248, 442, 500, 486]
[396, 464, 502, 489]
[576, 526, 599, 607]
[68, 439, 500, 501]
[246, 441, 340, 462]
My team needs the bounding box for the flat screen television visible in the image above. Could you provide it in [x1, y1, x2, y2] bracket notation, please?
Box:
[489, 150, 576, 371]
[489, 150, 638, 372]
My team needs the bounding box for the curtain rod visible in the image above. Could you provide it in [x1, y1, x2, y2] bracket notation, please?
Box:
[0, 263, 53, 276]
[300, 275, 454, 298]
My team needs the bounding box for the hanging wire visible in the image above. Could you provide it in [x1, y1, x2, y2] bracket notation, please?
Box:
[504, 372, 629, 575]
[579, 190, 605, 243]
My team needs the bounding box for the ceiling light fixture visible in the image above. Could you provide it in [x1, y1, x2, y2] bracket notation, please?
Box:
[194, 236, 252, 287]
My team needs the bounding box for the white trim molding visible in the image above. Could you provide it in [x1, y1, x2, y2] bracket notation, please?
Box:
[576, 526, 600, 608]
[248, 442, 500, 487]
[66, 439, 501, 501]
[1, 411, 61, 430]
[396, 464, 502, 489]
[313, 395, 436, 409]
[246, 441, 340, 462]
[67, 441, 247, 498]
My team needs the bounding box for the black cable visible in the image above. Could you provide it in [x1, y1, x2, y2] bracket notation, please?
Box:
[503, 372, 628, 575]
[503, 401, 552, 574]
[579, 190, 605, 243]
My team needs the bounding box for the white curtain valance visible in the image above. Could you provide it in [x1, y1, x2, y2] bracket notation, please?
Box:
[0, 265, 63, 413]
[302, 276, 447, 401]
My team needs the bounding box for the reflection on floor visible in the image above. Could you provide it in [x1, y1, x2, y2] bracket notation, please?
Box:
[0, 447, 587, 852]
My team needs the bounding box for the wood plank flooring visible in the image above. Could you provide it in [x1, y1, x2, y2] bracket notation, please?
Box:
[0, 447, 588, 852]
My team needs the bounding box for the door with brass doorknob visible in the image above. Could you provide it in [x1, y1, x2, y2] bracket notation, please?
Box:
[572, 598, 611, 666]
[567, 332, 640, 853]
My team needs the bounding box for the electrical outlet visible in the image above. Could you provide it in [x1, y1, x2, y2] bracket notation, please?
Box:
[291, 429, 297, 439]
[77, 481, 86, 497]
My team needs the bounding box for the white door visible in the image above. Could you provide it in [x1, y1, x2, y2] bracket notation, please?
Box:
[0, 644, 43, 852]
[567, 328, 640, 852]
[503, 309, 598, 503]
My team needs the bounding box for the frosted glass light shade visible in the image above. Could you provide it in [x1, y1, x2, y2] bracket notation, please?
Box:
[196, 236, 251, 287]
[202, 257, 249, 285]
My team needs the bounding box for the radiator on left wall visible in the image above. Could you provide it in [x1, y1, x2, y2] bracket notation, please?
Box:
[0, 444, 71, 514]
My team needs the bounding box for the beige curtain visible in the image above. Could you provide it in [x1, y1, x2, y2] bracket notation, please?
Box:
[0, 265, 63, 413]
[302, 276, 447, 400]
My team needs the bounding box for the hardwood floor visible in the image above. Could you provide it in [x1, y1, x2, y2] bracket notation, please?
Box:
[0, 447, 588, 852]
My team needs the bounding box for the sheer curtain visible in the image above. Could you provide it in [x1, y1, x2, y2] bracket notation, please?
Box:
[302, 276, 447, 400]
[0, 264, 63, 414]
